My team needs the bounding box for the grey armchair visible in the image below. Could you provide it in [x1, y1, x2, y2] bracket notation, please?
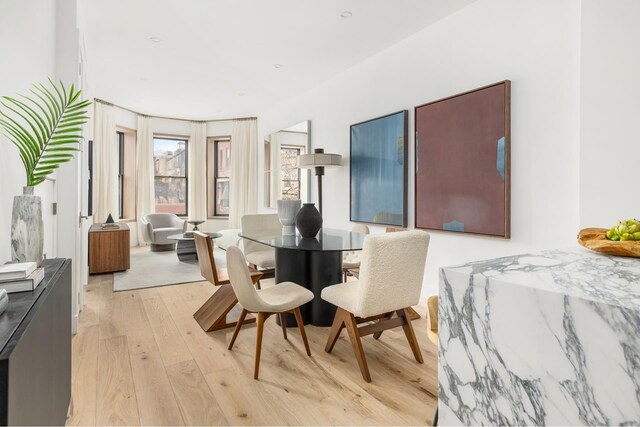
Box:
[141, 213, 187, 251]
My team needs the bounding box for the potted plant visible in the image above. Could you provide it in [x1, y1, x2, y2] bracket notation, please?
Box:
[0, 79, 91, 262]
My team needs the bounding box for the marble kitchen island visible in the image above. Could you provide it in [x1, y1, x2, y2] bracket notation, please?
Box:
[438, 248, 640, 426]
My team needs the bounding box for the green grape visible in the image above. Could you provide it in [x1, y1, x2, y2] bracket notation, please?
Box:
[606, 219, 640, 241]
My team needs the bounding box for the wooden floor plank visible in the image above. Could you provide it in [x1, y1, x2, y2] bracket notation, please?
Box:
[129, 349, 185, 426]
[67, 324, 99, 426]
[95, 336, 140, 426]
[204, 367, 287, 426]
[141, 296, 192, 366]
[166, 360, 228, 426]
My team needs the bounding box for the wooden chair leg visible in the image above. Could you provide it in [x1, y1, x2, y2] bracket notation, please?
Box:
[343, 309, 371, 382]
[343, 270, 347, 282]
[255, 280, 261, 290]
[278, 313, 287, 340]
[254, 312, 267, 379]
[397, 308, 424, 363]
[228, 309, 248, 350]
[293, 307, 311, 357]
[325, 308, 346, 353]
[373, 312, 394, 340]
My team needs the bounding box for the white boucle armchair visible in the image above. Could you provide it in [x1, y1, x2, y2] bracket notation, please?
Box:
[140, 213, 187, 251]
[321, 230, 430, 382]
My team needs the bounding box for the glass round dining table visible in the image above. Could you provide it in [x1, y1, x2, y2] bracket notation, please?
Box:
[239, 228, 367, 327]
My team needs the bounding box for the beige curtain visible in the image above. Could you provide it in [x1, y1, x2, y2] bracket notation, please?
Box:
[93, 102, 118, 223]
[229, 119, 258, 228]
[188, 121, 207, 221]
[136, 115, 155, 245]
[269, 132, 282, 207]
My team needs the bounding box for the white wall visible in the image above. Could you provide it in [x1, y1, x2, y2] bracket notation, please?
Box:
[580, 0, 640, 227]
[258, 0, 583, 298]
[55, 0, 82, 333]
[0, 0, 57, 263]
[112, 108, 235, 246]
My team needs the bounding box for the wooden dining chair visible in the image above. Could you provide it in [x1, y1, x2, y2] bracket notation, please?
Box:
[226, 245, 314, 379]
[193, 231, 263, 332]
[321, 230, 430, 382]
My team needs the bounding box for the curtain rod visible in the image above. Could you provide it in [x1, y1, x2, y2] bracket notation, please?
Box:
[94, 98, 257, 123]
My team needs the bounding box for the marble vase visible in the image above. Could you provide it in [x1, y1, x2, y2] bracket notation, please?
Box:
[11, 186, 43, 263]
[277, 199, 301, 235]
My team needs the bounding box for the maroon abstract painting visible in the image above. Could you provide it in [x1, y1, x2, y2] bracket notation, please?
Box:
[415, 81, 511, 238]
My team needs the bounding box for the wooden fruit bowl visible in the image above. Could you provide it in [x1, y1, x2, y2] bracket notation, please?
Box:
[578, 227, 640, 258]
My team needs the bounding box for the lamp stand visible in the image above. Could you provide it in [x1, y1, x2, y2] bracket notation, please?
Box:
[314, 148, 325, 216]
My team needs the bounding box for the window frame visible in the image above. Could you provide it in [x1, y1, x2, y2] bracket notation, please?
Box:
[212, 138, 230, 217]
[280, 145, 302, 200]
[116, 131, 125, 219]
[153, 135, 189, 217]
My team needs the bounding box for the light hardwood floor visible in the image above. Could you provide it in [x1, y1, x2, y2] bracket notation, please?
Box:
[67, 273, 438, 426]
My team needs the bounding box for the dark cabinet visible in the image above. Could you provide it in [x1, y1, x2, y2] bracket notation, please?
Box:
[0, 259, 72, 426]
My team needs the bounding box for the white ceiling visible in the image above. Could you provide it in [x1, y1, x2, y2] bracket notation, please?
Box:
[79, 0, 475, 120]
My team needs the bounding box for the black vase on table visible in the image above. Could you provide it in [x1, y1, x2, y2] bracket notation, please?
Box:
[295, 203, 323, 238]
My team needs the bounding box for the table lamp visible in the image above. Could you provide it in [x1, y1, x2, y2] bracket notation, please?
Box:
[297, 148, 342, 215]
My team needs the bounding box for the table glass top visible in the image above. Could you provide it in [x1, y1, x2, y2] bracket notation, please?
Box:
[239, 228, 366, 251]
[167, 232, 222, 241]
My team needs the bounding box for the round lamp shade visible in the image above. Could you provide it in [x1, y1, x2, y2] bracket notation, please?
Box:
[297, 152, 342, 169]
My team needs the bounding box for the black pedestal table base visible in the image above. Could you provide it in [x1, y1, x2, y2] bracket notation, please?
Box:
[275, 247, 342, 327]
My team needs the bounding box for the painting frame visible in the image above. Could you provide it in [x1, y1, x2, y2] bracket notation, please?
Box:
[350, 110, 408, 228]
[414, 81, 511, 238]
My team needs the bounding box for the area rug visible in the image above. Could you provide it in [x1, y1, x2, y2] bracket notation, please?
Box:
[113, 248, 227, 291]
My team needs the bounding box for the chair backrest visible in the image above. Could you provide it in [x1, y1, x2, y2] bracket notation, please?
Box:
[356, 230, 430, 318]
[226, 245, 264, 312]
[385, 227, 405, 233]
[194, 232, 221, 286]
[352, 224, 370, 234]
[241, 214, 282, 255]
[143, 213, 180, 229]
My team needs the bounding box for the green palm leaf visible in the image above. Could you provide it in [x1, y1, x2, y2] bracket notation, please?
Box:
[0, 79, 92, 187]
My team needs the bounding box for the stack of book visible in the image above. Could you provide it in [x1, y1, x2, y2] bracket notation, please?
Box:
[0, 262, 45, 293]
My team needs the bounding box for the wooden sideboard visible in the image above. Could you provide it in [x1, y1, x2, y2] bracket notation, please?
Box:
[0, 259, 71, 426]
[88, 223, 130, 274]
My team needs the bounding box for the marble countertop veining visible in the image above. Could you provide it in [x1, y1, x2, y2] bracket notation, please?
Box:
[441, 247, 640, 311]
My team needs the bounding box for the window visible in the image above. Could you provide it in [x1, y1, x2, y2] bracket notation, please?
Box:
[116, 131, 125, 219]
[116, 128, 136, 220]
[207, 137, 230, 217]
[263, 130, 308, 208]
[280, 146, 301, 200]
[154, 136, 188, 216]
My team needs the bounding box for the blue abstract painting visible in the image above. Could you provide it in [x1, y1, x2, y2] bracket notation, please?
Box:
[350, 111, 407, 227]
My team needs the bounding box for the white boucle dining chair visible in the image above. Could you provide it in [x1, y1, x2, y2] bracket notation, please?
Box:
[226, 245, 314, 379]
[321, 230, 430, 382]
[342, 224, 370, 281]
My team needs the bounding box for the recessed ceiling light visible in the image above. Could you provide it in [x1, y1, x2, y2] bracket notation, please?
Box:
[340, 11, 352, 18]
[274, 64, 283, 69]
[149, 37, 161, 43]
